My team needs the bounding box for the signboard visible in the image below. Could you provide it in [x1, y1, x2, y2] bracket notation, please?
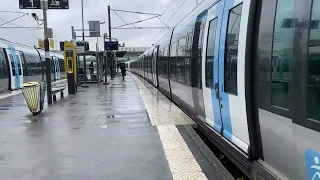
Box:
[47, 28, 53, 38]
[105, 41, 119, 51]
[38, 39, 44, 49]
[76, 41, 89, 51]
[60, 41, 65, 51]
[88, 21, 101, 37]
[50, 39, 55, 49]
[75, 46, 85, 54]
[19, 0, 41, 9]
[48, 0, 69, 9]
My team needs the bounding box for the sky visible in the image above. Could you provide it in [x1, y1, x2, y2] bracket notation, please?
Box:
[0, 0, 204, 51]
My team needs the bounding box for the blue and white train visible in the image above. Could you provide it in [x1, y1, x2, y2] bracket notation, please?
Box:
[128, 0, 320, 179]
[0, 39, 65, 93]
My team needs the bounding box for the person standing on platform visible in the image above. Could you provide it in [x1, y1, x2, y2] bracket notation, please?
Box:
[119, 63, 126, 80]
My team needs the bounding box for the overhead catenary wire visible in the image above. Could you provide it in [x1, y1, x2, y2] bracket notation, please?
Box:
[167, 0, 188, 24]
[0, 2, 41, 36]
[111, 9, 162, 16]
[112, 15, 161, 29]
[152, 0, 175, 28]
[142, 0, 175, 46]
[0, 27, 42, 29]
[0, 13, 29, 27]
[0, 10, 28, 14]
[112, 10, 136, 28]
[113, 27, 171, 29]
[157, 17, 169, 28]
[145, 29, 169, 46]
[0, 17, 42, 36]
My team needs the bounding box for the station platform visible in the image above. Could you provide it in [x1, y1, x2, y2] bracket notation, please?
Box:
[0, 73, 233, 180]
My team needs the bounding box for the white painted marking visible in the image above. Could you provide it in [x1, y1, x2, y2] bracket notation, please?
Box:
[0, 90, 22, 100]
[132, 74, 207, 180]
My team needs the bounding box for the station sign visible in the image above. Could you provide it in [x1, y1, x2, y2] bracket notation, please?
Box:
[105, 41, 119, 51]
[76, 41, 89, 51]
[19, 0, 41, 9]
[60, 41, 65, 51]
[19, 0, 69, 9]
[50, 39, 55, 49]
[38, 39, 44, 49]
[88, 21, 101, 37]
[48, 0, 69, 9]
[75, 46, 85, 54]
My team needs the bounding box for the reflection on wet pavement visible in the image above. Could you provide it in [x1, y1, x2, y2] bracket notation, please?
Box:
[0, 75, 172, 180]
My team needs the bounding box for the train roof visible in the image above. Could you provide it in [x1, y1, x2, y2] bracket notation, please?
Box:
[0, 38, 64, 59]
[151, 0, 218, 47]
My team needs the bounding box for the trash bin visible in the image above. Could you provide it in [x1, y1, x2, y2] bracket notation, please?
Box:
[21, 82, 45, 115]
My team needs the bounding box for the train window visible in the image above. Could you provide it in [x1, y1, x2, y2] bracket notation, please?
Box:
[186, 31, 193, 86]
[177, 47, 185, 82]
[0, 51, 7, 79]
[224, 4, 243, 95]
[9, 54, 16, 75]
[158, 49, 163, 76]
[197, 27, 205, 88]
[281, 18, 296, 28]
[179, 36, 187, 48]
[170, 41, 177, 80]
[307, 0, 320, 121]
[163, 47, 169, 78]
[206, 18, 218, 88]
[271, 0, 294, 109]
[16, 55, 22, 75]
[177, 36, 187, 82]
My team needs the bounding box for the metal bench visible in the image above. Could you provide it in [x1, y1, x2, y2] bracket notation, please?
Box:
[51, 79, 68, 102]
[52, 86, 66, 101]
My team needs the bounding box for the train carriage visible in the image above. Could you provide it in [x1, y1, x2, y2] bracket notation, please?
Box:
[129, 0, 320, 179]
[0, 39, 65, 93]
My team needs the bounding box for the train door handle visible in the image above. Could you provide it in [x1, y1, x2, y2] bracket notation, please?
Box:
[214, 83, 219, 100]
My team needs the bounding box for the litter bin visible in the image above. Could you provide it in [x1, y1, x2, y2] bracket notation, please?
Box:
[21, 82, 45, 115]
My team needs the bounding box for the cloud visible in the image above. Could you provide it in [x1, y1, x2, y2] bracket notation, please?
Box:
[0, 0, 201, 50]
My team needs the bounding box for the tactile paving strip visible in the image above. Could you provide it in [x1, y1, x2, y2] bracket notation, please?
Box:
[158, 125, 207, 180]
[132, 74, 207, 180]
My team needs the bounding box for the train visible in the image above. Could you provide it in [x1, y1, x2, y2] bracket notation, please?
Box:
[128, 0, 320, 179]
[0, 39, 65, 93]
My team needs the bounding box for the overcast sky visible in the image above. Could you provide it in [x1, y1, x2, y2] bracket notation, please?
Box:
[0, 0, 204, 51]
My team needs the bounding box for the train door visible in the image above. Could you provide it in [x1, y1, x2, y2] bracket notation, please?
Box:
[149, 51, 153, 83]
[208, 0, 253, 154]
[53, 56, 60, 81]
[152, 46, 159, 87]
[202, 1, 224, 131]
[6, 45, 23, 90]
[191, 11, 207, 119]
[0, 49, 9, 93]
[143, 55, 146, 78]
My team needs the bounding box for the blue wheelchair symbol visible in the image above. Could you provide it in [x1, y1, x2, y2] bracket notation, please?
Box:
[305, 149, 320, 180]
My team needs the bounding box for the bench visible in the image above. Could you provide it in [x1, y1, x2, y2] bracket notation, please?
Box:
[51, 79, 68, 102]
[52, 86, 66, 101]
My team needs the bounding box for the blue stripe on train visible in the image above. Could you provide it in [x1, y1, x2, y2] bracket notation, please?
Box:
[211, 0, 224, 133]
[219, 0, 234, 141]
[8, 45, 20, 89]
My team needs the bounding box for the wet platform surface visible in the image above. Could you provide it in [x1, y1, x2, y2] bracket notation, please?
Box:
[0, 73, 233, 180]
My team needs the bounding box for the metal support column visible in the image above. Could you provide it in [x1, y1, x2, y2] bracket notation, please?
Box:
[81, 0, 89, 87]
[103, 34, 109, 85]
[108, 5, 114, 80]
[43, 3, 52, 105]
